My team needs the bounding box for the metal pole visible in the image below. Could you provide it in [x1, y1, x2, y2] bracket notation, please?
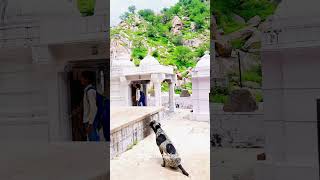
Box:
[237, 51, 242, 88]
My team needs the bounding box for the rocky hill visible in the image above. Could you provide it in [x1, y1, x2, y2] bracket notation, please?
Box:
[111, 0, 210, 73]
[211, 0, 280, 104]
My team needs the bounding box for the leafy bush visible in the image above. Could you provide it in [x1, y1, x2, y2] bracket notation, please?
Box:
[211, 94, 228, 103]
[212, 0, 278, 34]
[242, 71, 262, 84]
[255, 91, 263, 102]
[161, 82, 169, 92]
[132, 47, 147, 64]
[212, 86, 229, 96]
[170, 46, 196, 71]
[242, 66, 262, 85]
[231, 38, 245, 49]
[175, 88, 182, 94]
[120, 12, 130, 21]
[138, 9, 156, 22]
[235, 0, 277, 21]
[194, 42, 209, 57]
[171, 35, 184, 46]
[182, 82, 192, 91]
[128, 5, 136, 14]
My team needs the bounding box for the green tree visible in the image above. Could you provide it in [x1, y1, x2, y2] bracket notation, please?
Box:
[120, 12, 130, 21]
[128, 5, 136, 14]
[138, 9, 156, 22]
[132, 47, 148, 61]
[171, 46, 196, 71]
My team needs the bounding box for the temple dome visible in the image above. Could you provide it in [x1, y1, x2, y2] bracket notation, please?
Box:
[111, 53, 135, 68]
[139, 54, 160, 67]
[195, 53, 210, 70]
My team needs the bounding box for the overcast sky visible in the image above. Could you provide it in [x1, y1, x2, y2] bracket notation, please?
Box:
[111, 0, 179, 27]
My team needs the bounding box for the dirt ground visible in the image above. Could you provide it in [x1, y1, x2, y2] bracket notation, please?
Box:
[110, 110, 210, 180]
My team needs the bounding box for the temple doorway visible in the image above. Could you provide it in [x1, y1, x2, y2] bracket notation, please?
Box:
[64, 59, 108, 141]
[130, 80, 150, 106]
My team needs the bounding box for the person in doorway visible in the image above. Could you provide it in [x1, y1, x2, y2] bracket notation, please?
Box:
[135, 84, 141, 106]
[139, 88, 146, 106]
[80, 71, 100, 141]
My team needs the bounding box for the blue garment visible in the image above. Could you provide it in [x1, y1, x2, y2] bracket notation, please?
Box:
[84, 121, 100, 141]
[85, 87, 110, 142]
[139, 91, 146, 106]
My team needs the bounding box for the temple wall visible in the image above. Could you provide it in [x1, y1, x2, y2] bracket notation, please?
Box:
[110, 112, 160, 159]
[211, 103, 265, 147]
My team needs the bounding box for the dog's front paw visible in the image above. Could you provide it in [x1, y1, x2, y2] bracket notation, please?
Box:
[161, 163, 165, 167]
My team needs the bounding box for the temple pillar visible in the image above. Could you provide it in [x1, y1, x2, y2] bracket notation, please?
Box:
[120, 76, 130, 106]
[143, 83, 148, 106]
[151, 74, 165, 107]
[169, 79, 176, 112]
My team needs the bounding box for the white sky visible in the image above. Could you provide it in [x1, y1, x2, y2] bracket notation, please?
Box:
[110, 0, 179, 27]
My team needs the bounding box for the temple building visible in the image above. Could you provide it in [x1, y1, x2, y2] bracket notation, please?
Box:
[192, 52, 210, 121]
[110, 43, 176, 112]
[256, 0, 320, 179]
[0, 0, 108, 142]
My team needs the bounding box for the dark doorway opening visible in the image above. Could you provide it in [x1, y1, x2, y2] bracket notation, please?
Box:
[66, 59, 109, 141]
[130, 80, 149, 106]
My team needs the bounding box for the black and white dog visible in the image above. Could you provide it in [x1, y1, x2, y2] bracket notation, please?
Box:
[149, 120, 189, 176]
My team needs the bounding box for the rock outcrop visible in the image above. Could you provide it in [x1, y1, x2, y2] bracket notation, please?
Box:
[248, 15, 261, 27]
[215, 38, 232, 57]
[172, 16, 183, 35]
[223, 89, 258, 112]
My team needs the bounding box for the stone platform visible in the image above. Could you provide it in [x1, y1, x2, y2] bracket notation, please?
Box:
[0, 142, 108, 180]
[110, 106, 164, 159]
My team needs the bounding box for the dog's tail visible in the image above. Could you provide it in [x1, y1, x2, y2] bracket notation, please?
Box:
[178, 165, 189, 176]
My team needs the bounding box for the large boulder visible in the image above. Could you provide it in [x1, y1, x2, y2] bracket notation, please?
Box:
[183, 38, 203, 48]
[180, 89, 191, 97]
[190, 22, 197, 32]
[232, 14, 246, 24]
[215, 38, 232, 57]
[258, 15, 274, 32]
[247, 15, 261, 27]
[240, 51, 260, 71]
[243, 30, 262, 50]
[172, 16, 183, 35]
[211, 15, 219, 39]
[226, 27, 256, 42]
[223, 89, 258, 112]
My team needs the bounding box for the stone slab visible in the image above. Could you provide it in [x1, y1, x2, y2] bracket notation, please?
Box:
[0, 142, 108, 180]
[110, 106, 164, 133]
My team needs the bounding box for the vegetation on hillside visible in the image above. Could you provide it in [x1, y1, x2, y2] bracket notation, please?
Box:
[211, 0, 277, 34]
[111, 0, 210, 72]
[210, 0, 279, 104]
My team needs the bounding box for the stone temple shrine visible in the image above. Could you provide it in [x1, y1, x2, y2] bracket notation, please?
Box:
[192, 52, 210, 121]
[110, 42, 176, 111]
[256, 0, 320, 179]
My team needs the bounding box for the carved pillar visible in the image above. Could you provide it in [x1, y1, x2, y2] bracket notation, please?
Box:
[120, 76, 131, 106]
[151, 74, 165, 107]
[168, 81, 175, 112]
[143, 83, 148, 106]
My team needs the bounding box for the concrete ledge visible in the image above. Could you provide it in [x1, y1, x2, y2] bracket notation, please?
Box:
[0, 142, 108, 180]
[110, 107, 164, 159]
